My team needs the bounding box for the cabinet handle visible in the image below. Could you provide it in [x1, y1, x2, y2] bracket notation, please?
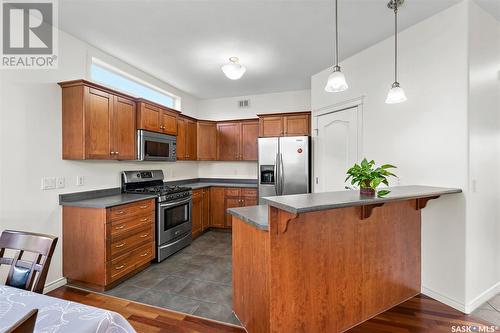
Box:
[115, 225, 125, 230]
[115, 210, 125, 215]
[110, 151, 115, 155]
[140, 252, 149, 257]
[139, 205, 148, 209]
[115, 264, 126, 270]
[115, 242, 126, 248]
[139, 233, 149, 238]
[115, 151, 119, 155]
[140, 217, 149, 222]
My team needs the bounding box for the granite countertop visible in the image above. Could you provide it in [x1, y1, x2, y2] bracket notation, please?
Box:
[228, 205, 269, 231]
[59, 178, 258, 208]
[262, 185, 462, 214]
[59, 193, 157, 208]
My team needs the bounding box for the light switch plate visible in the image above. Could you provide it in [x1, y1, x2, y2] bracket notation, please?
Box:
[56, 177, 65, 189]
[41, 177, 56, 190]
[76, 176, 84, 186]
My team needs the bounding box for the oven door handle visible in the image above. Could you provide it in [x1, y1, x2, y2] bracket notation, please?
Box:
[159, 197, 192, 208]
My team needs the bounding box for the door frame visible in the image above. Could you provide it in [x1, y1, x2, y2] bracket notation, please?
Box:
[312, 97, 364, 193]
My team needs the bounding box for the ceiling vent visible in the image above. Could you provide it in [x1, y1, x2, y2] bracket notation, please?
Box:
[238, 99, 250, 108]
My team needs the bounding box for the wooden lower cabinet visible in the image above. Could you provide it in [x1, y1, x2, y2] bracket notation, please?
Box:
[208, 187, 258, 229]
[192, 188, 211, 239]
[62, 199, 155, 291]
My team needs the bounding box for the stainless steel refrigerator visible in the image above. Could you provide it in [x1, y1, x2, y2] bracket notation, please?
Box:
[258, 136, 311, 203]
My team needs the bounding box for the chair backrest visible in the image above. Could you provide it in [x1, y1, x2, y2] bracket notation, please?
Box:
[0, 230, 58, 293]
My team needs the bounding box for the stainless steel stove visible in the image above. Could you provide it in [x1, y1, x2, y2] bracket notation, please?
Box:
[122, 170, 192, 262]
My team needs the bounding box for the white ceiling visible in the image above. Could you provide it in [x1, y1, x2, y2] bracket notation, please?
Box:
[59, 0, 462, 99]
[475, 0, 500, 21]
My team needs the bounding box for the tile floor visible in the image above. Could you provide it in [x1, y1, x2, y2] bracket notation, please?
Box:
[104, 230, 239, 325]
[473, 294, 500, 326]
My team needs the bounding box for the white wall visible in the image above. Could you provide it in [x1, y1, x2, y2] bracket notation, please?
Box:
[0, 30, 200, 289]
[312, 2, 469, 310]
[196, 89, 311, 120]
[466, 0, 500, 311]
[196, 89, 311, 178]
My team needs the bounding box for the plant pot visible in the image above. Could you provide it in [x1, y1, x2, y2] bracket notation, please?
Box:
[360, 187, 376, 196]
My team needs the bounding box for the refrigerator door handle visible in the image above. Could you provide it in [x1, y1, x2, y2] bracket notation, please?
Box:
[275, 153, 280, 196]
[279, 153, 285, 195]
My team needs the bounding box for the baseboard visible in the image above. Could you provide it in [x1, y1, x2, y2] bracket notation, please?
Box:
[43, 277, 67, 294]
[465, 281, 500, 314]
[421, 286, 466, 313]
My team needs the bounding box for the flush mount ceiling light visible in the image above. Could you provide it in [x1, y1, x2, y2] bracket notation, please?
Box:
[221, 57, 246, 80]
[386, 0, 407, 104]
[325, 0, 348, 93]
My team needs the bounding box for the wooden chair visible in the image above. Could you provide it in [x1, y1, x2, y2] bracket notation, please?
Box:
[0, 230, 58, 293]
[5, 309, 38, 333]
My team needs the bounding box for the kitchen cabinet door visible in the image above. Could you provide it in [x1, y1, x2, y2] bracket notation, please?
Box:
[259, 116, 283, 137]
[192, 190, 203, 239]
[241, 120, 259, 161]
[197, 121, 217, 160]
[186, 120, 197, 160]
[202, 188, 210, 231]
[85, 88, 113, 159]
[161, 110, 178, 135]
[217, 122, 241, 160]
[210, 187, 226, 228]
[137, 102, 161, 132]
[176, 118, 187, 160]
[112, 96, 136, 160]
[224, 196, 241, 228]
[284, 114, 310, 136]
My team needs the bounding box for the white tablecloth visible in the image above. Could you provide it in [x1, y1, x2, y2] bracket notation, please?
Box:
[0, 285, 136, 333]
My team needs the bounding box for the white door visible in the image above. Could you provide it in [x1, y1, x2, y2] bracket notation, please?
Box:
[315, 106, 360, 192]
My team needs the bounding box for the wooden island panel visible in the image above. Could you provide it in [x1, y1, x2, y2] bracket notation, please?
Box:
[232, 200, 423, 333]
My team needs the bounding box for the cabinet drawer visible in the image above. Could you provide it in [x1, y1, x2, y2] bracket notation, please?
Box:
[109, 199, 155, 221]
[224, 188, 241, 197]
[110, 213, 154, 239]
[108, 243, 154, 282]
[110, 224, 154, 259]
[241, 188, 257, 197]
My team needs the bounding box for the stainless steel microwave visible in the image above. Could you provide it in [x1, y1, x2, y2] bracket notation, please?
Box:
[137, 130, 177, 161]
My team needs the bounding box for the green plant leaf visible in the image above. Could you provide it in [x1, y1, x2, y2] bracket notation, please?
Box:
[377, 190, 391, 197]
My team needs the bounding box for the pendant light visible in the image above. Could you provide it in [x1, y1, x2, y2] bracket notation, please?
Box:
[385, 0, 407, 104]
[221, 57, 246, 80]
[325, 0, 348, 92]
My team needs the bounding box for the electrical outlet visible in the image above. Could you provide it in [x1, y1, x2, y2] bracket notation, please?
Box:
[41, 177, 56, 190]
[56, 177, 65, 189]
[76, 176, 84, 186]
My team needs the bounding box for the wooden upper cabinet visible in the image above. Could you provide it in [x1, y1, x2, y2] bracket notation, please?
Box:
[59, 80, 137, 160]
[176, 116, 197, 160]
[137, 100, 179, 135]
[283, 113, 311, 136]
[241, 120, 259, 161]
[197, 121, 217, 160]
[137, 102, 161, 132]
[176, 118, 187, 160]
[217, 122, 241, 160]
[259, 116, 283, 137]
[112, 96, 137, 160]
[86, 88, 113, 159]
[258, 112, 311, 137]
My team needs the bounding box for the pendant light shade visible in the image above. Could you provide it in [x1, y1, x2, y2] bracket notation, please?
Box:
[221, 57, 246, 80]
[325, 66, 348, 92]
[325, 0, 348, 93]
[386, 0, 407, 104]
[385, 82, 407, 104]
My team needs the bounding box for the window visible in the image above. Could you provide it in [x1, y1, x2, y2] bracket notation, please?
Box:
[90, 60, 177, 109]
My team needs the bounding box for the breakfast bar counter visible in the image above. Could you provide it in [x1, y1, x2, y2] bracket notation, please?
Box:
[228, 185, 461, 333]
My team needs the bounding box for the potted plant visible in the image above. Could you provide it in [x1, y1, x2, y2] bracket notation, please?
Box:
[345, 158, 397, 197]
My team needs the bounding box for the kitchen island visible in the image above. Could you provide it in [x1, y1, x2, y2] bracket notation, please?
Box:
[228, 185, 461, 333]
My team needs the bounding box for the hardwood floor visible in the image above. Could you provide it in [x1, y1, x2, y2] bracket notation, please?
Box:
[48, 287, 493, 333]
[48, 286, 245, 333]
